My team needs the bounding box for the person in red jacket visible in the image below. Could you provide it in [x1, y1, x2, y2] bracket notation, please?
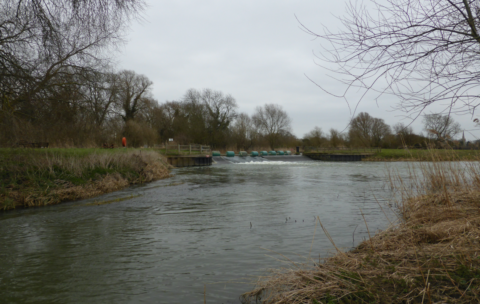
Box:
[122, 137, 127, 148]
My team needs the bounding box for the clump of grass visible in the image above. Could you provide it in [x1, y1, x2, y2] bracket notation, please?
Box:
[0, 149, 171, 210]
[242, 150, 480, 303]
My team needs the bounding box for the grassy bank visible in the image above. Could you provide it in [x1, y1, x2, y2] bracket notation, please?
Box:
[242, 158, 480, 303]
[364, 148, 480, 161]
[0, 148, 170, 211]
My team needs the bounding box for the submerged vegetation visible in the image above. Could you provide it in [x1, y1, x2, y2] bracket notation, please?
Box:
[242, 152, 480, 303]
[0, 149, 170, 211]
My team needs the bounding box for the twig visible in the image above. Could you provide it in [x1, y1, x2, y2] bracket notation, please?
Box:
[309, 216, 319, 260]
[317, 216, 347, 257]
[359, 208, 375, 252]
[352, 224, 359, 248]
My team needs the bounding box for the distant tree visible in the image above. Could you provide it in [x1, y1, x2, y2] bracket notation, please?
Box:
[181, 89, 208, 144]
[371, 117, 391, 147]
[329, 128, 344, 148]
[252, 104, 292, 150]
[392, 123, 417, 147]
[81, 70, 119, 128]
[179, 88, 237, 147]
[423, 114, 461, 141]
[115, 70, 153, 122]
[154, 101, 185, 144]
[393, 123, 414, 138]
[303, 127, 326, 147]
[201, 89, 237, 148]
[349, 112, 391, 147]
[231, 113, 256, 150]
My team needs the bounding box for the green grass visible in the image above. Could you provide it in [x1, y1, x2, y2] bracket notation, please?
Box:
[304, 148, 480, 161]
[365, 148, 480, 161]
[0, 148, 138, 189]
[0, 148, 170, 210]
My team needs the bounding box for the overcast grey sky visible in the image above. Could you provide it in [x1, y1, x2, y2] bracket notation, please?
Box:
[116, 0, 480, 140]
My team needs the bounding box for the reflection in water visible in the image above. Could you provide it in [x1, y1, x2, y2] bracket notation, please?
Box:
[0, 161, 412, 303]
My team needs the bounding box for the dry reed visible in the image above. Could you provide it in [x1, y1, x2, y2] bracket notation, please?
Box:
[241, 152, 480, 303]
[0, 149, 171, 210]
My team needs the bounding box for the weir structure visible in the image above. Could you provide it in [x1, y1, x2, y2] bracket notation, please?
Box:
[303, 148, 380, 162]
[162, 144, 213, 167]
[167, 155, 212, 167]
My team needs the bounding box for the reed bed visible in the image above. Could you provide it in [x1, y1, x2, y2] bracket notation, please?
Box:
[242, 153, 480, 303]
[0, 149, 170, 210]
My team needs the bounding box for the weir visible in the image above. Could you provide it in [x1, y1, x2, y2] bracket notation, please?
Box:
[212, 155, 312, 164]
[304, 153, 369, 161]
[167, 155, 212, 167]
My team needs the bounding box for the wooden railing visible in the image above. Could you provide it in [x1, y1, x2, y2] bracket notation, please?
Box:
[161, 144, 211, 155]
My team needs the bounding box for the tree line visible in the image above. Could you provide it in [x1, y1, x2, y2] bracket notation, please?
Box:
[0, 0, 294, 149]
[303, 112, 467, 149]
[0, 0, 473, 150]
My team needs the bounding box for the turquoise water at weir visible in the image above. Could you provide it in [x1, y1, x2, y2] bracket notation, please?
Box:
[0, 160, 410, 303]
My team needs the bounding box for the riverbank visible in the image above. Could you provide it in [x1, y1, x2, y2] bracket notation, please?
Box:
[242, 161, 480, 303]
[0, 148, 170, 211]
[363, 148, 479, 161]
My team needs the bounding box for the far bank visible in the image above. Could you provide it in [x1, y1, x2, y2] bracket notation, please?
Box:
[0, 148, 171, 211]
[303, 148, 480, 162]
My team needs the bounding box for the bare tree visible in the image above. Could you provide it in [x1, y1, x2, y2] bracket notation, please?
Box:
[115, 70, 153, 122]
[252, 104, 292, 150]
[81, 70, 119, 128]
[0, 0, 145, 145]
[329, 128, 344, 148]
[303, 127, 326, 147]
[201, 89, 237, 147]
[154, 101, 185, 144]
[306, 0, 480, 116]
[349, 112, 390, 147]
[231, 113, 256, 150]
[371, 118, 392, 147]
[423, 114, 462, 141]
[393, 122, 420, 147]
[1, 0, 144, 107]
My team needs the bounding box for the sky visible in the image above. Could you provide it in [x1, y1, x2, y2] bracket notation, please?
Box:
[116, 0, 480, 141]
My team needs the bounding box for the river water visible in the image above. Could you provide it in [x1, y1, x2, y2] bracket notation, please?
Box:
[0, 157, 408, 303]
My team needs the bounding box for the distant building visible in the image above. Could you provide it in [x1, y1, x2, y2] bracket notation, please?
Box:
[461, 131, 467, 147]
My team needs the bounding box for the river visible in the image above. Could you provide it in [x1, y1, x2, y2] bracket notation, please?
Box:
[0, 158, 408, 303]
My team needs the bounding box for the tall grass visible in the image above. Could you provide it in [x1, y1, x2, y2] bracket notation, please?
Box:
[0, 149, 170, 210]
[242, 150, 480, 303]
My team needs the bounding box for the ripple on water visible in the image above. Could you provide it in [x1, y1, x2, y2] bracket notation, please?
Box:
[0, 161, 415, 303]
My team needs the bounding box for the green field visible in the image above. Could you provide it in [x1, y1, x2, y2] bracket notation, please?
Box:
[305, 148, 480, 161]
[365, 148, 480, 161]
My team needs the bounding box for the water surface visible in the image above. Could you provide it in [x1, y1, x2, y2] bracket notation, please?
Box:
[0, 160, 407, 303]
